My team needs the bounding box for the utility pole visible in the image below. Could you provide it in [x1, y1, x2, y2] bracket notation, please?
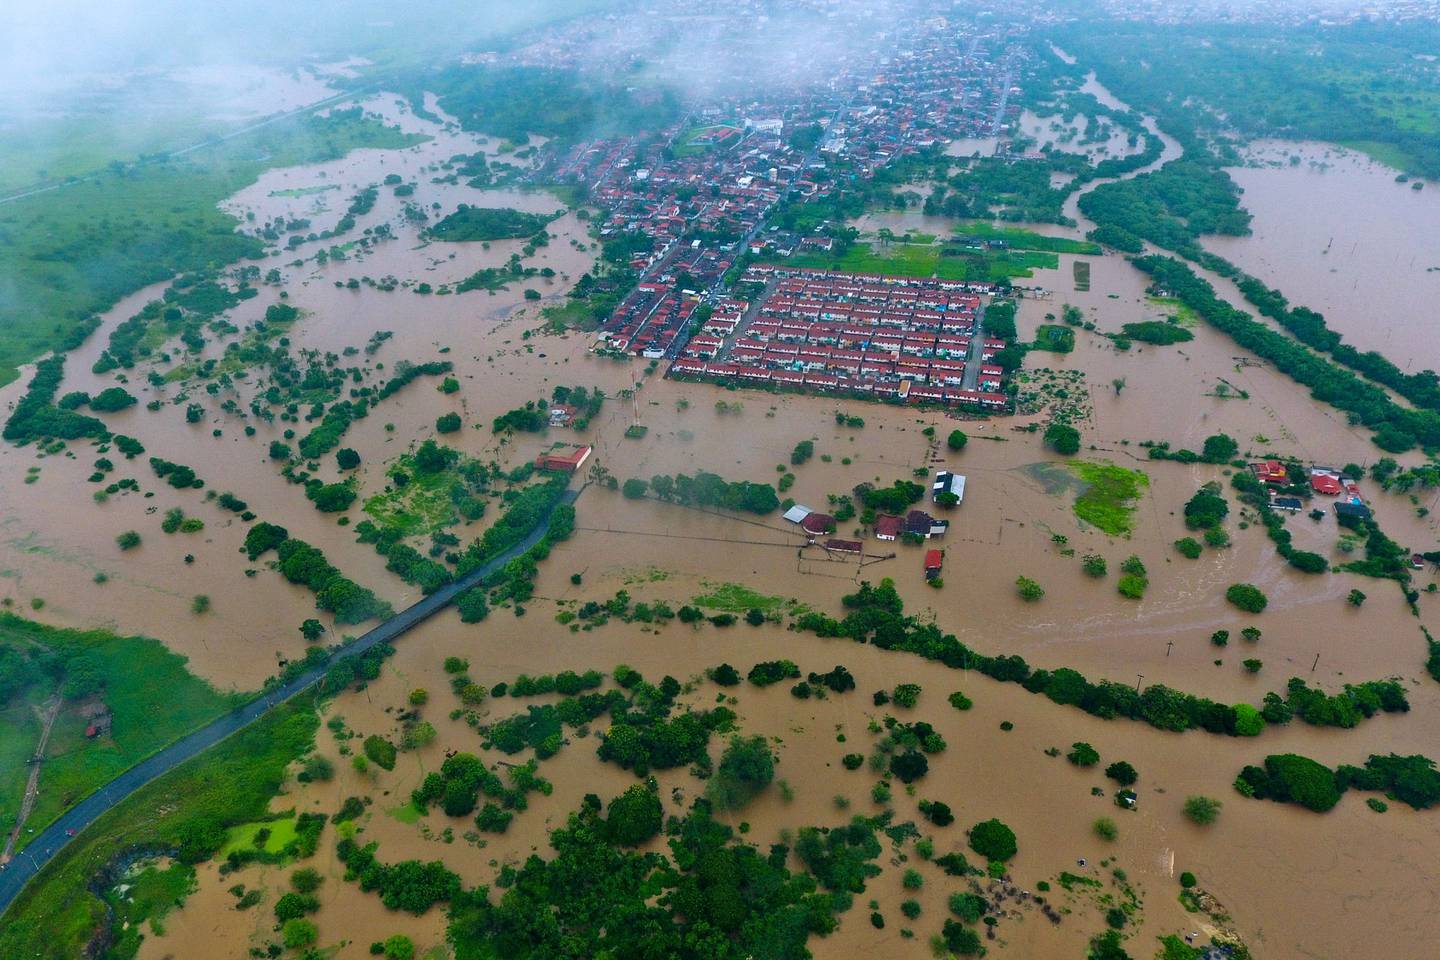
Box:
[1165, 640, 1173, 658]
[1135, 674, 1144, 692]
[1312, 653, 1320, 673]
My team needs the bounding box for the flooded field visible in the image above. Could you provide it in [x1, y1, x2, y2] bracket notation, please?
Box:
[1203, 140, 1440, 373]
[10, 66, 1440, 960]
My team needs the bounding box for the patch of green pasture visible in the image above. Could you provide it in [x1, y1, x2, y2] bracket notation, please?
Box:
[219, 814, 299, 858]
[692, 582, 796, 614]
[1070, 462, 1149, 537]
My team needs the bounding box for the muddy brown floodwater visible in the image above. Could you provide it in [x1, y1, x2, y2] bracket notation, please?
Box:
[9, 74, 1440, 960]
[1202, 139, 1440, 374]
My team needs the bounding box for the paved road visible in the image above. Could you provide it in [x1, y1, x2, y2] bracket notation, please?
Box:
[960, 301, 988, 391]
[0, 486, 579, 914]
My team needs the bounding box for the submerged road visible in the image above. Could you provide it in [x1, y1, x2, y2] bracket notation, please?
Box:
[0, 486, 580, 915]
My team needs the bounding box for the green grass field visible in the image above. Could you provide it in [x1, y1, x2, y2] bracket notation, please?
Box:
[219, 814, 300, 858]
[0, 614, 247, 848]
[0, 699, 318, 960]
[952, 221, 1103, 255]
[777, 241, 1060, 283]
[0, 108, 425, 388]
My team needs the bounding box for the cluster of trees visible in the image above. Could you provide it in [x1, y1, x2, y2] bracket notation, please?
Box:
[638, 471, 780, 515]
[1236, 752, 1440, 813]
[3, 356, 107, 443]
[1080, 159, 1252, 258]
[376, 361, 453, 403]
[1146, 432, 1237, 465]
[297, 400, 360, 460]
[426, 205, 556, 242]
[243, 526, 392, 624]
[1118, 320, 1192, 346]
[1134, 255, 1440, 453]
[336, 839, 462, 914]
[493, 401, 548, 433]
[438, 793, 879, 958]
[456, 475, 570, 576]
[411, 751, 548, 828]
[854, 479, 925, 515]
[793, 579, 1397, 740]
[1264, 677, 1408, 730]
[149, 457, 203, 489]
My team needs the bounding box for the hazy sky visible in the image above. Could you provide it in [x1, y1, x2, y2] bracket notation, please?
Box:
[0, 0, 593, 96]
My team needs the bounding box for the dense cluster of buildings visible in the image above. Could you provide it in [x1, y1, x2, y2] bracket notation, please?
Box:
[670, 267, 1009, 409]
[503, 2, 1025, 412]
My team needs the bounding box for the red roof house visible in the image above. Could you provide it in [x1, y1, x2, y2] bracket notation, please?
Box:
[535, 445, 592, 473]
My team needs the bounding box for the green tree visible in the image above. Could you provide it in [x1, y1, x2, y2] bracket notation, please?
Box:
[1067, 742, 1100, 767]
[946, 429, 968, 452]
[606, 784, 663, 845]
[1044, 422, 1081, 455]
[622, 478, 648, 499]
[707, 735, 775, 810]
[1105, 761, 1138, 786]
[967, 818, 1017, 861]
[436, 412, 462, 434]
[1226, 583, 1268, 613]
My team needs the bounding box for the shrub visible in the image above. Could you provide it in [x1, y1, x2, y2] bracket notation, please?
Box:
[337, 448, 361, 470]
[1243, 658, 1262, 674]
[919, 800, 953, 826]
[1211, 630, 1229, 647]
[1016, 576, 1044, 602]
[1067, 742, 1099, 767]
[282, 919, 318, 949]
[1093, 817, 1118, 841]
[900, 899, 921, 920]
[1183, 795, 1222, 825]
[1081, 553, 1107, 577]
[1347, 589, 1367, 607]
[621, 478, 648, 499]
[1174, 537, 1202, 559]
[116, 530, 141, 551]
[364, 735, 397, 771]
[708, 663, 741, 686]
[967, 818, 1017, 861]
[892, 683, 921, 708]
[947, 691, 973, 711]
[889, 750, 929, 784]
[1116, 574, 1147, 599]
[436, 412, 462, 433]
[1226, 583, 1268, 613]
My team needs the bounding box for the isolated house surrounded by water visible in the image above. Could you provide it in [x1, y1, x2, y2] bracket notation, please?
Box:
[535, 444, 592, 473]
